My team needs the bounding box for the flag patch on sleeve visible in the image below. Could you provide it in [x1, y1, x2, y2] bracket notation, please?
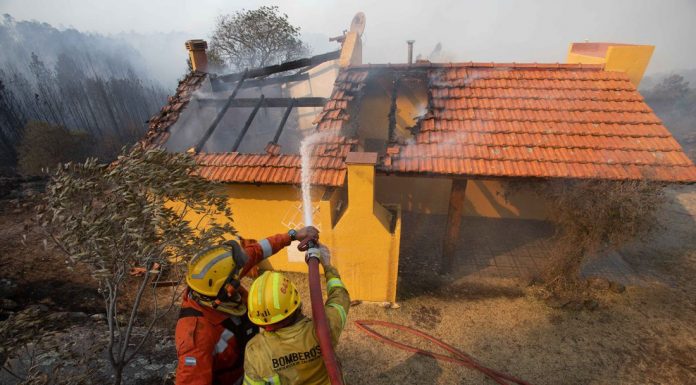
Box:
[184, 356, 197, 366]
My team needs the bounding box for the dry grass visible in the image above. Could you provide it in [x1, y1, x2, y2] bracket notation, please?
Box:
[279, 273, 695, 385]
[2, 186, 695, 384]
[285, 185, 696, 385]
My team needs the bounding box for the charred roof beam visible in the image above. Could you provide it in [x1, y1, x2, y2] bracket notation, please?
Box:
[216, 50, 340, 83]
[193, 69, 247, 152]
[197, 97, 326, 108]
[210, 72, 309, 92]
[387, 75, 401, 143]
[271, 99, 296, 145]
[231, 95, 265, 152]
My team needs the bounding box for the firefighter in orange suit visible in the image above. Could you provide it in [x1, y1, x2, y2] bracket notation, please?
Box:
[243, 244, 350, 385]
[175, 227, 318, 385]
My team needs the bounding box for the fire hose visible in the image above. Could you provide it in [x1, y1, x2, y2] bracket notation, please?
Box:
[354, 320, 534, 385]
[300, 241, 529, 385]
[305, 244, 344, 385]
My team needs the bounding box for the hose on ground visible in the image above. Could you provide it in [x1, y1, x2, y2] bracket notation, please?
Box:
[354, 320, 534, 385]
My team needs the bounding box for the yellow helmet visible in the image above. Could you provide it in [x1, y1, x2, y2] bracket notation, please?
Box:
[186, 242, 243, 298]
[248, 271, 301, 326]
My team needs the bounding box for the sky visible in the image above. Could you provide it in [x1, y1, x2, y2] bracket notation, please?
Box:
[2, 0, 695, 85]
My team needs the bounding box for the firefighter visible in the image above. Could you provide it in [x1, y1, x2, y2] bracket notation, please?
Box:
[243, 244, 350, 385]
[175, 227, 319, 385]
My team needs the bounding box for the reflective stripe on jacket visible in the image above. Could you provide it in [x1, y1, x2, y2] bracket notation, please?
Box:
[243, 266, 350, 385]
[175, 233, 292, 385]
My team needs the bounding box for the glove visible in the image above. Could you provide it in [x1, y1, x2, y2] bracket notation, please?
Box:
[318, 244, 332, 269]
[305, 243, 332, 269]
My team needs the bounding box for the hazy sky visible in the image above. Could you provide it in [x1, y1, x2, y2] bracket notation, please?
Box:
[2, 0, 695, 78]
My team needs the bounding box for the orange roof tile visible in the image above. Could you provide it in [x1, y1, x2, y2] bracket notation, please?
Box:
[149, 61, 696, 185]
[336, 64, 696, 182]
[141, 72, 206, 148]
[192, 135, 356, 187]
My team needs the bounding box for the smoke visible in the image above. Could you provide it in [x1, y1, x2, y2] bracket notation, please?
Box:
[641, 72, 696, 161]
[164, 83, 322, 154]
[300, 130, 336, 227]
[0, 15, 155, 86]
[0, 15, 170, 165]
[114, 30, 190, 89]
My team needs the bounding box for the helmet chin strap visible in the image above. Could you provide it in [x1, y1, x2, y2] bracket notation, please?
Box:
[191, 290, 247, 316]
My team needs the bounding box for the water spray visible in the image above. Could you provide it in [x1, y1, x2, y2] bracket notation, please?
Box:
[299, 132, 344, 385]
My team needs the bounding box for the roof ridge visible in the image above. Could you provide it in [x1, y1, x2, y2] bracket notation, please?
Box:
[386, 155, 695, 167]
[418, 128, 671, 138]
[427, 117, 661, 125]
[346, 62, 605, 70]
[435, 96, 644, 102]
[402, 141, 682, 152]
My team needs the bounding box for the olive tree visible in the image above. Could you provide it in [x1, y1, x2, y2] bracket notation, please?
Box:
[38, 146, 236, 385]
[509, 179, 665, 299]
[209, 5, 309, 71]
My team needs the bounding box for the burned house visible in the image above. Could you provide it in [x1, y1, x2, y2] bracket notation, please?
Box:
[143, 30, 696, 302]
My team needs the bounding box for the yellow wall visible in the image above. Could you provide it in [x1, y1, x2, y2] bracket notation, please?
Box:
[356, 76, 390, 150]
[331, 162, 401, 302]
[356, 73, 425, 150]
[603, 45, 655, 88]
[179, 173, 400, 302]
[375, 175, 548, 220]
[177, 184, 336, 273]
[219, 184, 337, 273]
[339, 31, 362, 67]
[567, 43, 655, 87]
[285, 59, 341, 133]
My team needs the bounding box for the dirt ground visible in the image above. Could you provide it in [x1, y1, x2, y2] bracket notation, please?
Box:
[1, 185, 695, 384]
[298, 185, 696, 385]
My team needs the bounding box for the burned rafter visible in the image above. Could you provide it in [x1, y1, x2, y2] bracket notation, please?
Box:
[387, 75, 401, 143]
[193, 69, 248, 153]
[231, 95, 266, 152]
[271, 99, 296, 145]
[216, 50, 340, 84]
[197, 97, 326, 108]
[210, 72, 310, 92]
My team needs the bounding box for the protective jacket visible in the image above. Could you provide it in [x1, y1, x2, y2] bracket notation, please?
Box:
[243, 266, 350, 385]
[175, 233, 292, 385]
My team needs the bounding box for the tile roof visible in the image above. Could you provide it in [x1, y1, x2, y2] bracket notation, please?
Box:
[141, 72, 207, 148]
[324, 63, 696, 182]
[313, 70, 368, 132]
[193, 135, 356, 186]
[148, 61, 696, 186]
[141, 71, 356, 187]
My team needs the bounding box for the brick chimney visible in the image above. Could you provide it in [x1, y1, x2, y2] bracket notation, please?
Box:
[185, 39, 208, 73]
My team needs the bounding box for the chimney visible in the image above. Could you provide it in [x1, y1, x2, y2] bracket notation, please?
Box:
[407, 40, 415, 64]
[185, 39, 208, 73]
[344, 152, 379, 214]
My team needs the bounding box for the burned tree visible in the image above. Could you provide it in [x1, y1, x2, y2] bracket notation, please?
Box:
[17, 121, 91, 176]
[38, 146, 236, 385]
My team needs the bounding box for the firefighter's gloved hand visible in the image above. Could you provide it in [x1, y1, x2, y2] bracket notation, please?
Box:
[296, 226, 319, 251]
[318, 244, 332, 269]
